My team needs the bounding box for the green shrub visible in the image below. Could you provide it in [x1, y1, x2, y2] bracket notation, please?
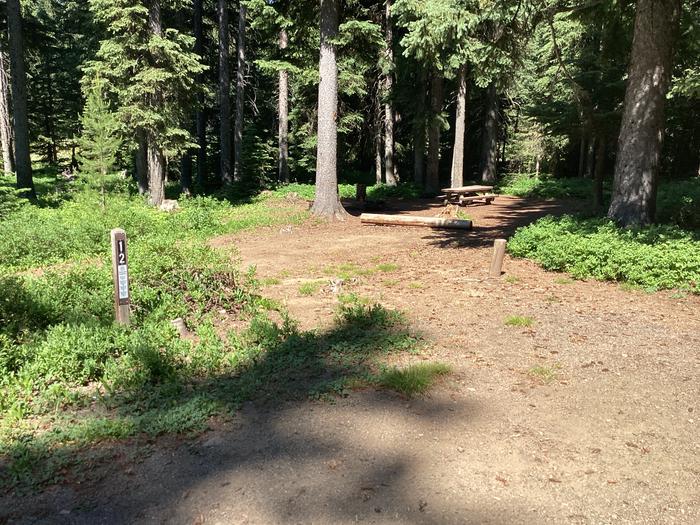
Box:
[657, 179, 700, 229]
[498, 173, 595, 199]
[509, 215, 700, 291]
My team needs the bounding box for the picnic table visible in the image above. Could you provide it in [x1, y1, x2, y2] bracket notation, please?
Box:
[439, 185, 496, 206]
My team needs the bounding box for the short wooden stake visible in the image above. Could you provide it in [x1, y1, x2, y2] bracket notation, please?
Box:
[110, 228, 131, 325]
[489, 238, 507, 278]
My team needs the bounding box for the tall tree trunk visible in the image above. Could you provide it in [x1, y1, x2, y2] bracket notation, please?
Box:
[147, 132, 165, 206]
[375, 93, 382, 184]
[577, 133, 586, 178]
[450, 64, 468, 188]
[233, 3, 246, 181]
[135, 130, 148, 194]
[44, 70, 58, 164]
[593, 134, 605, 210]
[278, 28, 289, 183]
[218, 0, 232, 184]
[147, 0, 165, 206]
[426, 71, 443, 193]
[6, 0, 34, 196]
[311, 0, 347, 219]
[608, 0, 680, 226]
[180, 152, 192, 195]
[0, 51, 14, 174]
[480, 83, 499, 183]
[194, 0, 206, 189]
[413, 67, 427, 186]
[383, 0, 396, 186]
[585, 136, 596, 178]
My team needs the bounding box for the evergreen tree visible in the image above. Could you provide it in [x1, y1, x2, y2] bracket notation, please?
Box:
[86, 0, 205, 205]
[78, 79, 122, 206]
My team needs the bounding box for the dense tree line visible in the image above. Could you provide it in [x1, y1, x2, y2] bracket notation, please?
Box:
[0, 0, 697, 225]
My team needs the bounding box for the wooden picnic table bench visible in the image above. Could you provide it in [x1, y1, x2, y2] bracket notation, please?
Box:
[439, 185, 496, 206]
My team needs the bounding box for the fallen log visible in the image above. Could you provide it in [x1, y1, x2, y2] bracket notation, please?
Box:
[360, 213, 472, 230]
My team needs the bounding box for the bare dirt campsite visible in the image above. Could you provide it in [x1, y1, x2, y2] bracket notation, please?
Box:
[3, 195, 698, 525]
[1, 0, 699, 523]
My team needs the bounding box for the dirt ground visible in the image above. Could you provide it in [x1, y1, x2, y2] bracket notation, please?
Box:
[3, 196, 699, 524]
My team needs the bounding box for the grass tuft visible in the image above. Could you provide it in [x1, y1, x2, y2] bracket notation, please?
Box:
[528, 364, 559, 384]
[505, 315, 534, 327]
[298, 281, 321, 296]
[378, 362, 451, 397]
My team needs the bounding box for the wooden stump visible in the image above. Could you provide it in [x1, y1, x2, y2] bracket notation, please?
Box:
[489, 238, 507, 278]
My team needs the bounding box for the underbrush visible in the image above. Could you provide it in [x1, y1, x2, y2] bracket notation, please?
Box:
[272, 182, 422, 201]
[0, 180, 307, 271]
[499, 173, 700, 230]
[498, 173, 595, 199]
[508, 215, 700, 292]
[0, 293, 424, 491]
[0, 176, 431, 492]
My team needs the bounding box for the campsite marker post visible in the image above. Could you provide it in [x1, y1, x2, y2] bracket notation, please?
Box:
[489, 238, 507, 278]
[110, 228, 130, 325]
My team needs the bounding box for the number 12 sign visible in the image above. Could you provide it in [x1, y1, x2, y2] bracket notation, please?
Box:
[110, 228, 130, 324]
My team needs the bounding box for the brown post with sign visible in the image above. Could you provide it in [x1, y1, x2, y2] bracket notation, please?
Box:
[110, 228, 130, 325]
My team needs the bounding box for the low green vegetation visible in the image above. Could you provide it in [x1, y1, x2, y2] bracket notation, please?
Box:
[527, 364, 559, 384]
[272, 182, 422, 202]
[376, 262, 399, 273]
[509, 215, 700, 292]
[377, 362, 451, 397]
[505, 315, 534, 327]
[498, 173, 595, 200]
[0, 178, 435, 491]
[323, 262, 373, 280]
[0, 174, 307, 271]
[298, 281, 322, 296]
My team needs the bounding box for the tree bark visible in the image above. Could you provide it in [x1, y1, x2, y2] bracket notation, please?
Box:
[147, 132, 165, 206]
[383, 0, 397, 186]
[233, 3, 246, 181]
[608, 0, 680, 226]
[577, 133, 586, 178]
[6, 0, 34, 196]
[278, 28, 289, 183]
[180, 153, 192, 196]
[0, 51, 14, 174]
[450, 64, 468, 188]
[375, 93, 382, 184]
[311, 0, 347, 219]
[147, 0, 165, 206]
[480, 83, 499, 183]
[593, 134, 605, 210]
[218, 0, 232, 184]
[426, 71, 443, 194]
[413, 67, 427, 186]
[194, 0, 206, 189]
[135, 130, 148, 194]
[585, 136, 596, 178]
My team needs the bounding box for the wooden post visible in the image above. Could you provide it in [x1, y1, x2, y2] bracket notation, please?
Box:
[489, 238, 507, 278]
[110, 228, 130, 325]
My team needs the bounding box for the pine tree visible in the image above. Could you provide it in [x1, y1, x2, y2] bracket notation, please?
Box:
[86, 0, 205, 206]
[78, 80, 122, 206]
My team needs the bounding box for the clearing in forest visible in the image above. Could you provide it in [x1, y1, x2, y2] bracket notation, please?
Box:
[4, 195, 698, 524]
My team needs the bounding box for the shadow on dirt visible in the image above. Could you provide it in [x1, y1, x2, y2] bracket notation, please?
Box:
[0, 303, 499, 524]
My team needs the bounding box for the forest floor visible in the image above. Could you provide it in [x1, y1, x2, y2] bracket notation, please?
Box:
[3, 196, 699, 524]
